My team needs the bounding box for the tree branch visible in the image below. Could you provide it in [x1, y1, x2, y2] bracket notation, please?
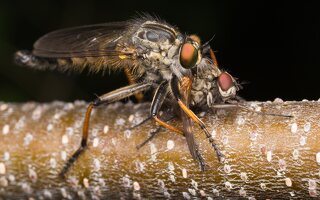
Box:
[0, 100, 320, 199]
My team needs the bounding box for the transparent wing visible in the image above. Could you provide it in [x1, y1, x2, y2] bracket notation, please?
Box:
[32, 22, 131, 58]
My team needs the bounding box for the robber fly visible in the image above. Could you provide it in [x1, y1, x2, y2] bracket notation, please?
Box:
[15, 15, 242, 177]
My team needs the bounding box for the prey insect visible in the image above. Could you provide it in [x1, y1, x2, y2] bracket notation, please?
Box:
[14, 15, 275, 177]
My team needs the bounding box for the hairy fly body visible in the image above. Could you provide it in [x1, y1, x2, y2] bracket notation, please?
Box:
[15, 15, 242, 177]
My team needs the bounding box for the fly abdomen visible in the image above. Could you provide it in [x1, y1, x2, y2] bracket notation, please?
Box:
[14, 50, 61, 71]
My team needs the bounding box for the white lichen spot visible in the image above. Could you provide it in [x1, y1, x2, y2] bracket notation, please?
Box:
[304, 122, 311, 132]
[0, 176, 8, 187]
[83, 178, 89, 188]
[2, 124, 9, 135]
[0, 163, 6, 174]
[300, 136, 306, 146]
[267, 151, 272, 162]
[43, 189, 52, 199]
[122, 175, 131, 187]
[21, 182, 32, 194]
[191, 179, 198, 190]
[199, 190, 206, 197]
[212, 188, 219, 196]
[111, 138, 117, 146]
[249, 132, 258, 141]
[61, 151, 67, 161]
[135, 161, 145, 173]
[133, 181, 140, 191]
[8, 174, 15, 183]
[285, 177, 292, 187]
[167, 140, 175, 150]
[3, 152, 10, 161]
[32, 106, 43, 120]
[293, 149, 299, 160]
[279, 159, 287, 171]
[46, 123, 53, 132]
[239, 187, 246, 197]
[222, 136, 229, 145]
[316, 152, 320, 164]
[236, 116, 245, 125]
[128, 114, 134, 122]
[24, 133, 33, 146]
[28, 168, 37, 183]
[49, 158, 57, 169]
[115, 118, 125, 126]
[0, 103, 8, 111]
[224, 164, 231, 174]
[225, 181, 232, 190]
[93, 159, 101, 171]
[211, 129, 216, 138]
[207, 197, 213, 200]
[157, 179, 165, 189]
[273, 98, 283, 103]
[65, 127, 74, 136]
[150, 143, 157, 155]
[308, 179, 317, 190]
[182, 168, 187, 178]
[188, 188, 196, 196]
[169, 174, 176, 182]
[60, 188, 68, 198]
[260, 183, 267, 190]
[199, 112, 206, 117]
[289, 191, 295, 197]
[61, 134, 69, 145]
[93, 137, 99, 148]
[168, 162, 175, 171]
[164, 190, 171, 198]
[103, 125, 109, 134]
[182, 192, 191, 199]
[124, 129, 132, 139]
[291, 123, 298, 134]
[240, 172, 248, 182]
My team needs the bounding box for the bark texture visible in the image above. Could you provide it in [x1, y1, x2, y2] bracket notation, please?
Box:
[0, 100, 320, 199]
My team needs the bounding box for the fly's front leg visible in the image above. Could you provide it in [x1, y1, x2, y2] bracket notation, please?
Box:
[170, 75, 224, 162]
[150, 81, 183, 135]
[59, 82, 153, 178]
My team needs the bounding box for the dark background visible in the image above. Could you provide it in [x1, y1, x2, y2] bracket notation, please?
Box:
[0, 1, 319, 102]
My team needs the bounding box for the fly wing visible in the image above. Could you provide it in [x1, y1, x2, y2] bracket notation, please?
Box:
[33, 22, 131, 58]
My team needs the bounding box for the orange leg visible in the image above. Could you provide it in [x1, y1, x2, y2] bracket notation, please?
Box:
[209, 48, 219, 67]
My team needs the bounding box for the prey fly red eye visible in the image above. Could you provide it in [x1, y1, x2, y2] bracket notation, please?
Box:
[179, 43, 199, 69]
[217, 72, 234, 91]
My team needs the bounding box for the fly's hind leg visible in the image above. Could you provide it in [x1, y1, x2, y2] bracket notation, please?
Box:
[59, 82, 153, 178]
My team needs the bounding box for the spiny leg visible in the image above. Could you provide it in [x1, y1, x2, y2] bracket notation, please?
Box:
[136, 112, 176, 149]
[150, 81, 183, 135]
[59, 82, 153, 178]
[170, 75, 224, 162]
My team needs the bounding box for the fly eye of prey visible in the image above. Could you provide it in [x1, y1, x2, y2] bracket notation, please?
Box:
[217, 72, 234, 91]
[179, 43, 199, 69]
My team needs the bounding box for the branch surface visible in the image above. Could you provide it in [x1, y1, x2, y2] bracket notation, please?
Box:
[0, 100, 320, 199]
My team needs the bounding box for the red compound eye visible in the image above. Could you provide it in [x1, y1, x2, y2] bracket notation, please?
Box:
[218, 72, 234, 91]
[180, 43, 198, 69]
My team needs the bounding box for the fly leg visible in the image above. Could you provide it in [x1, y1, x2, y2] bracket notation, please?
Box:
[59, 82, 153, 178]
[136, 112, 176, 150]
[150, 81, 207, 170]
[170, 75, 224, 162]
[150, 81, 183, 135]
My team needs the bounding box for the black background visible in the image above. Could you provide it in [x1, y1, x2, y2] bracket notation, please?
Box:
[0, 1, 319, 102]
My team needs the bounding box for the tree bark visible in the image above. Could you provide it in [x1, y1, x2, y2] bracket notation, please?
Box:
[0, 100, 320, 199]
